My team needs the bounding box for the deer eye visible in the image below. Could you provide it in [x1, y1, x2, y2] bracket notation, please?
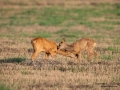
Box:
[59, 43, 61, 46]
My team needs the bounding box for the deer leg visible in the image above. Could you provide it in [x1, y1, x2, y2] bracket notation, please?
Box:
[78, 52, 82, 62]
[87, 51, 91, 62]
[74, 57, 77, 63]
[31, 50, 40, 61]
[87, 46, 95, 62]
[31, 46, 43, 61]
[31, 50, 40, 66]
[67, 52, 77, 63]
[88, 47, 98, 62]
[50, 51, 56, 60]
[45, 53, 50, 60]
[93, 51, 98, 62]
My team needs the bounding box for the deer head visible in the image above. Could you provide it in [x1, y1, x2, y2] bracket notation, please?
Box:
[57, 38, 66, 50]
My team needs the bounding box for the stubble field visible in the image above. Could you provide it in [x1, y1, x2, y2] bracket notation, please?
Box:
[0, 0, 120, 90]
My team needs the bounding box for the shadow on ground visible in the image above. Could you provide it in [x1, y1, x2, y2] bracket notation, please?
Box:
[0, 58, 120, 67]
[23, 59, 63, 66]
[0, 57, 25, 64]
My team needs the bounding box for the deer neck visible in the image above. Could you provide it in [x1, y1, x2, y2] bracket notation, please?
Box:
[64, 43, 74, 51]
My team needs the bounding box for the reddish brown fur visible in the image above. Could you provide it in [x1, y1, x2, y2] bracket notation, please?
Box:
[57, 49, 76, 58]
[31, 37, 57, 60]
[57, 38, 98, 62]
[31, 37, 77, 61]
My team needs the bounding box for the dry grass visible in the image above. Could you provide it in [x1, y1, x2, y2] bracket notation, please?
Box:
[0, 0, 120, 90]
[0, 60, 120, 90]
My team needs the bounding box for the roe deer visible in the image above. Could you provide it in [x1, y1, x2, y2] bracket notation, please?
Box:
[57, 38, 98, 62]
[31, 37, 76, 62]
[31, 37, 57, 61]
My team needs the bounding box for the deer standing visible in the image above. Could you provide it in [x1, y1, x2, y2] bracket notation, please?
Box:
[31, 37, 57, 61]
[57, 38, 98, 62]
[31, 37, 75, 61]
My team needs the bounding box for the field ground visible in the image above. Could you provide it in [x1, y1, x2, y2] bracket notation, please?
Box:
[0, 0, 120, 90]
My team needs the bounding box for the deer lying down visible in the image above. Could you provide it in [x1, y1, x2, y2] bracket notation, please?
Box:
[57, 38, 98, 62]
[31, 37, 75, 61]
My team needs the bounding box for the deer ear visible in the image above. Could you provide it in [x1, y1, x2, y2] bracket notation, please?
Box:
[62, 38, 65, 42]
